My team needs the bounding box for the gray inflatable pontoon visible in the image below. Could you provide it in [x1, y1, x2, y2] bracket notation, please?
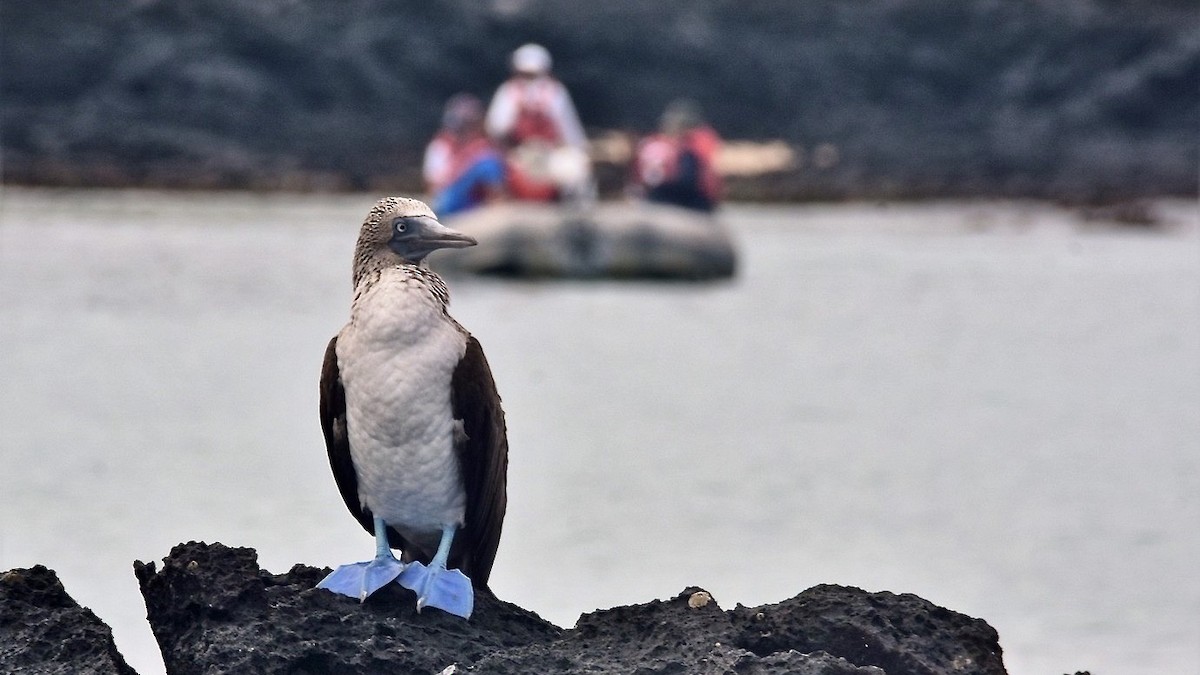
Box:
[429, 201, 736, 280]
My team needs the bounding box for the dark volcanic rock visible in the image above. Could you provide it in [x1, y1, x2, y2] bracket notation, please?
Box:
[469, 587, 883, 674]
[0, 565, 138, 675]
[133, 541, 560, 674]
[732, 585, 1006, 675]
[134, 542, 1008, 674]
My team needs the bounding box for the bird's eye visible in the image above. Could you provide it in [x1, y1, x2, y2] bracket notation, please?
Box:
[395, 221, 407, 233]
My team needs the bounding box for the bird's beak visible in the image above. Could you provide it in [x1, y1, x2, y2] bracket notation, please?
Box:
[415, 217, 477, 249]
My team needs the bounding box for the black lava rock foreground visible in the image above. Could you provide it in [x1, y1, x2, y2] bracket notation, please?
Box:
[133, 542, 559, 674]
[132, 542, 1008, 675]
[0, 565, 137, 675]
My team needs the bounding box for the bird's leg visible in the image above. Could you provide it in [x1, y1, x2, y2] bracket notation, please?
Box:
[397, 524, 474, 619]
[316, 516, 408, 602]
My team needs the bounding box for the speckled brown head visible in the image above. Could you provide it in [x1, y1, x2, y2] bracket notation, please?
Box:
[351, 197, 476, 287]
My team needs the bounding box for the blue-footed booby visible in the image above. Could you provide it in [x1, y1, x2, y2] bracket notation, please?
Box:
[317, 196, 507, 619]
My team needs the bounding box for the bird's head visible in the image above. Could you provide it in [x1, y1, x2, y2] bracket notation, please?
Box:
[352, 197, 476, 285]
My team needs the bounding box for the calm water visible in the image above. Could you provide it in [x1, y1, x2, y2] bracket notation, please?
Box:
[2, 188, 1197, 675]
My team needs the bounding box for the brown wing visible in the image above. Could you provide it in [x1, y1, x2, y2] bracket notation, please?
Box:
[319, 335, 409, 550]
[448, 335, 509, 590]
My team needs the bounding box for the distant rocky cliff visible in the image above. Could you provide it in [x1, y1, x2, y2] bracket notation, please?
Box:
[2, 0, 1196, 200]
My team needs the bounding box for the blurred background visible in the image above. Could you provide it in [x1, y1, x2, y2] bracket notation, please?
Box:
[2, 2, 1198, 675]
[2, 0, 1197, 201]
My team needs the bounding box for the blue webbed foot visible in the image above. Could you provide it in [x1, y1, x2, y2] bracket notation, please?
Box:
[317, 554, 407, 602]
[398, 561, 474, 618]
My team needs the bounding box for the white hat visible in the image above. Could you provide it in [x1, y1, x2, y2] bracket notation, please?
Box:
[512, 43, 552, 74]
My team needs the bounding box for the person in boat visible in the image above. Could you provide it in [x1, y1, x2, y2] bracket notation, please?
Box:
[631, 99, 723, 213]
[485, 43, 591, 203]
[423, 93, 506, 217]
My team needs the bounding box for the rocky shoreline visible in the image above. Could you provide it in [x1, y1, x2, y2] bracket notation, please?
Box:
[0, 541, 1061, 674]
[0, 565, 136, 675]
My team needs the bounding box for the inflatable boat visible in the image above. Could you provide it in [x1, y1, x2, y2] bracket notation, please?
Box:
[429, 201, 736, 280]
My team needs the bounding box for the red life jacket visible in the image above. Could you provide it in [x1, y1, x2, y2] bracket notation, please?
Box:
[428, 132, 497, 194]
[509, 78, 563, 145]
[635, 127, 723, 203]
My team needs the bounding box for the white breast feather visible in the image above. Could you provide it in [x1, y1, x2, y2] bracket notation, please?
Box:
[336, 268, 467, 548]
